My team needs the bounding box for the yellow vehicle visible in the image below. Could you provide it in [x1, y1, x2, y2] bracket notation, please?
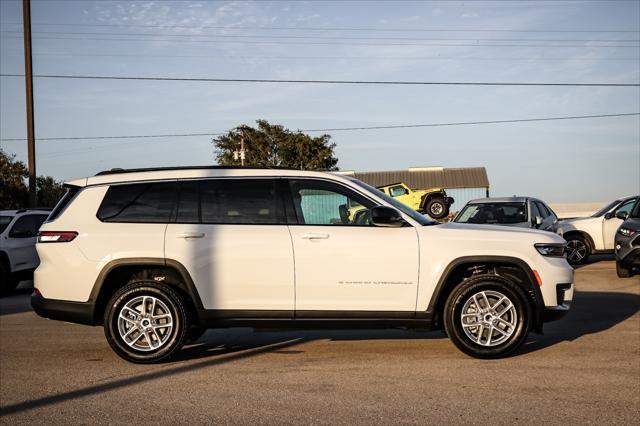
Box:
[348, 182, 454, 221]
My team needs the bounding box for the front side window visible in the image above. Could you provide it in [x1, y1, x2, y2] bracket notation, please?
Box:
[0, 216, 14, 234]
[455, 202, 528, 224]
[388, 185, 409, 197]
[629, 200, 640, 218]
[8, 214, 48, 238]
[591, 199, 621, 217]
[177, 179, 284, 225]
[614, 198, 637, 216]
[97, 182, 178, 223]
[535, 201, 551, 218]
[289, 179, 375, 225]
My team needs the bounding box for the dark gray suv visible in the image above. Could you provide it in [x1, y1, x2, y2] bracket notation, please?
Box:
[615, 199, 640, 278]
[453, 197, 558, 231]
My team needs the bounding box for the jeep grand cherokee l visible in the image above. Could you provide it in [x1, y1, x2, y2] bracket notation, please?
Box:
[32, 167, 574, 363]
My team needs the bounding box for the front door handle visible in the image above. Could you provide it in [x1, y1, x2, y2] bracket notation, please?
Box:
[301, 233, 330, 240]
[177, 232, 205, 239]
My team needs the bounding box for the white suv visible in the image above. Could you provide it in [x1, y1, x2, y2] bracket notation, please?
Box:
[0, 209, 51, 295]
[554, 196, 638, 264]
[32, 167, 574, 363]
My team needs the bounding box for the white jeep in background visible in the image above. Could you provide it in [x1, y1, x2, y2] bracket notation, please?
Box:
[32, 167, 574, 363]
[554, 196, 638, 265]
[0, 209, 51, 295]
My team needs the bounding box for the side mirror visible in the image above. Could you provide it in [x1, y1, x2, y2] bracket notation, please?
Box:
[616, 211, 629, 220]
[535, 216, 543, 227]
[371, 206, 404, 228]
[10, 229, 34, 238]
[604, 212, 613, 220]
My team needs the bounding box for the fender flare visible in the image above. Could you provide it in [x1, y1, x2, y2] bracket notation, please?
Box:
[425, 255, 544, 324]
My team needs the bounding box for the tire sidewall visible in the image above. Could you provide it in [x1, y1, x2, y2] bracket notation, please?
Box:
[427, 198, 449, 219]
[104, 283, 188, 363]
[445, 277, 531, 358]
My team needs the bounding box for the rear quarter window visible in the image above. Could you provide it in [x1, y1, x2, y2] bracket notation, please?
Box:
[97, 182, 178, 223]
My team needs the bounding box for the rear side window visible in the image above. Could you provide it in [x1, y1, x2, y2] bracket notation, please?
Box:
[0, 216, 13, 233]
[9, 214, 48, 238]
[97, 182, 177, 223]
[177, 179, 284, 224]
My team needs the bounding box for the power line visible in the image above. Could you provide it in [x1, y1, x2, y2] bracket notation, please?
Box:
[2, 34, 638, 48]
[2, 113, 638, 143]
[3, 30, 639, 43]
[2, 21, 639, 33]
[1, 73, 638, 87]
[4, 51, 637, 62]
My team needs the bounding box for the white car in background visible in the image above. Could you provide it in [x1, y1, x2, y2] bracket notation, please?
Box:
[554, 196, 638, 265]
[0, 209, 51, 295]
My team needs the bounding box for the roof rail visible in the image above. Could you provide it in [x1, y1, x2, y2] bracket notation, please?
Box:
[94, 165, 300, 176]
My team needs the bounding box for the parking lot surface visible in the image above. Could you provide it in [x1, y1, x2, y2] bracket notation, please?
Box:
[0, 258, 638, 425]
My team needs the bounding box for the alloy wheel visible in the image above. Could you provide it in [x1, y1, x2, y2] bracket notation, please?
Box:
[566, 240, 587, 263]
[460, 290, 517, 347]
[117, 295, 174, 352]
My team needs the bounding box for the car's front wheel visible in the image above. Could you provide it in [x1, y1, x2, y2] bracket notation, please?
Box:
[444, 275, 531, 359]
[616, 261, 632, 278]
[104, 282, 189, 363]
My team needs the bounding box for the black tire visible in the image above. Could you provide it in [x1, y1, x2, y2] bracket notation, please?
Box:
[444, 275, 531, 359]
[104, 282, 189, 363]
[188, 326, 207, 343]
[425, 197, 450, 219]
[565, 234, 591, 265]
[0, 264, 19, 297]
[616, 261, 632, 278]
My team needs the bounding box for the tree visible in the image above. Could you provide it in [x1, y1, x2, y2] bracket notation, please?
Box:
[213, 120, 338, 170]
[0, 149, 65, 208]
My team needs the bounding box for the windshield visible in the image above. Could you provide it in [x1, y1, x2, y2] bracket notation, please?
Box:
[455, 202, 528, 224]
[347, 178, 435, 226]
[0, 216, 14, 233]
[591, 199, 621, 217]
[630, 199, 640, 218]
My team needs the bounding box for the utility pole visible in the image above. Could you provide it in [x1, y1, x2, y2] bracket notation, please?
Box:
[23, 0, 37, 207]
[233, 126, 247, 166]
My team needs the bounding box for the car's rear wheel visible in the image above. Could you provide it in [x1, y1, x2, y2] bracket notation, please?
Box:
[104, 282, 189, 363]
[616, 261, 632, 278]
[444, 275, 531, 359]
[426, 197, 450, 219]
[565, 235, 591, 265]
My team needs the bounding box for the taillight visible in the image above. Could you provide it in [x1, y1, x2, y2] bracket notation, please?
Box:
[38, 231, 78, 243]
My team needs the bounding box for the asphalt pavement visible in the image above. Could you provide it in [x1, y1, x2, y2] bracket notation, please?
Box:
[0, 257, 638, 425]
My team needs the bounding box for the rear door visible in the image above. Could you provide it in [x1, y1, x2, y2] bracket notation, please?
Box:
[164, 178, 295, 312]
[286, 178, 419, 313]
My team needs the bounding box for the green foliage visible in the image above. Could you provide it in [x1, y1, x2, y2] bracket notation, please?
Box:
[213, 120, 339, 170]
[0, 149, 65, 209]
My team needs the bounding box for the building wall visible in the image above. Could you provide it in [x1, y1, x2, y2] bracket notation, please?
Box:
[445, 187, 489, 214]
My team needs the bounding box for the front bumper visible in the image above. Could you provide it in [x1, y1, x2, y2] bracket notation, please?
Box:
[541, 301, 572, 322]
[31, 292, 95, 325]
[615, 234, 640, 267]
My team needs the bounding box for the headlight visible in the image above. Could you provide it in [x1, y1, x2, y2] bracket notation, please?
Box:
[618, 227, 637, 237]
[535, 243, 566, 257]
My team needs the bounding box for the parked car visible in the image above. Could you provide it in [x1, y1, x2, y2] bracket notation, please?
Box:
[0, 208, 51, 295]
[32, 167, 573, 363]
[554, 196, 638, 265]
[349, 182, 453, 220]
[614, 199, 640, 278]
[453, 197, 558, 231]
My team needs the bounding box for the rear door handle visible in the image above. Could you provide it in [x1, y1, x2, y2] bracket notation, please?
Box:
[177, 232, 205, 239]
[301, 233, 330, 240]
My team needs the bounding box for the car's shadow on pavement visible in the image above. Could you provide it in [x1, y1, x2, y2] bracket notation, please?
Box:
[572, 253, 615, 269]
[518, 290, 639, 356]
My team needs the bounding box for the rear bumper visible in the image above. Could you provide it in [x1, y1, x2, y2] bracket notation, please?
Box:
[31, 293, 95, 325]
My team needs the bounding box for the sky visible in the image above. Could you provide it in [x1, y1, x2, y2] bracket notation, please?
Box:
[0, 0, 639, 203]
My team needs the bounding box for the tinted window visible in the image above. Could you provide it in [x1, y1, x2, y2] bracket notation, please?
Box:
[289, 179, 376, 225]
[48, 186, 80, 222]
[530, 202, 541, 220]
[9, 214, 48, 238]
[455, 202, 528, 224]
[177, 179, 284, 224]
[615, 198, 637, 216]
[630, 200, 640, 218]
[0, 216, 13, 233]
[591, 200, 621, 217]
[537, 202, 551, 218]
[97, 182, 177, 223]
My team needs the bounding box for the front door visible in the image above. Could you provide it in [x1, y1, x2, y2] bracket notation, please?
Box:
[165, 178, 295, 312]
[286, 178, 420, 313]
[602, 198, 637, 249]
